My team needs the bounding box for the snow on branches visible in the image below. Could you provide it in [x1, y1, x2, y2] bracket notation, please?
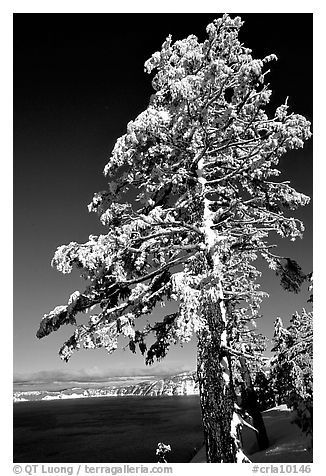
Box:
[37, 14, 311, 369]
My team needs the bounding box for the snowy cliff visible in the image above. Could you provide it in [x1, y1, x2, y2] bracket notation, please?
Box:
[13, 371, 199, 402]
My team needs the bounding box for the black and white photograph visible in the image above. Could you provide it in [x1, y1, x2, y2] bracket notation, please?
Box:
[13, 7, 313, 466]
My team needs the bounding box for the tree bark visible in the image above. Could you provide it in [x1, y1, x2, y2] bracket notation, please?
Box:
[197, 297, 237, 462]
[240, 356, 269, 451]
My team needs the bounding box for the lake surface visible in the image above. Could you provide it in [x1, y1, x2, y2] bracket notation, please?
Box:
[13, 395, 203, 463]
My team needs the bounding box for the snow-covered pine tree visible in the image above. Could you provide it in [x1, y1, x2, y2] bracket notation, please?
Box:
[37, 15, 311, 462]
[253, 370, 276, 412]
[156, 442, 171, 463]
[271, 306, 313, 445]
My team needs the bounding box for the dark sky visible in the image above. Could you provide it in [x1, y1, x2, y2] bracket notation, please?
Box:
[14, 13, 312, 384]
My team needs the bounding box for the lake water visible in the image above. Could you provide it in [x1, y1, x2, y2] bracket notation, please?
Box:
[13, 395, 203, 463]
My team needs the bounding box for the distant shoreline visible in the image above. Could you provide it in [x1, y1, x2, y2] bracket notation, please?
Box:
[14, 393, 200, 403]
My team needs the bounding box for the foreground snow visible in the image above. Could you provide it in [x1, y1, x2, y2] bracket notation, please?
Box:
[191, 405, 312, 463]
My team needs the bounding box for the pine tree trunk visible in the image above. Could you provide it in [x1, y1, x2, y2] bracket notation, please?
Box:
[197, 297, 237, 462]
[240, 357, 269, 451]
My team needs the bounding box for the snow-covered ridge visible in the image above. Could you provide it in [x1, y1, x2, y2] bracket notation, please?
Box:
[13, 371, 199, 402]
